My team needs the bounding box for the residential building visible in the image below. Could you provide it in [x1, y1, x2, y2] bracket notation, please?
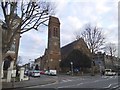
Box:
[93, 52, 119, 72]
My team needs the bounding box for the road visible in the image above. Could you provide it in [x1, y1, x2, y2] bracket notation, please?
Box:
[12, 75, 120, 90]
[28, 75, 119, 89]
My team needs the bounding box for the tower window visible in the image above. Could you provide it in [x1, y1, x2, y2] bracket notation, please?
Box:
[53, 27, 58, 37]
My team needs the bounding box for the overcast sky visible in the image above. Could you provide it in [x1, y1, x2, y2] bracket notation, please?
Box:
[17, 0, 119, 65]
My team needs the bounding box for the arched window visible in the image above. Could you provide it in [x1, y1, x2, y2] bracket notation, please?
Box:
[3, 56, 12, 70]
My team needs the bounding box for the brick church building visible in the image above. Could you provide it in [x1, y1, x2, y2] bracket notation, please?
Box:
[35, 16, 91, 72]
[36, 16, 61, 72]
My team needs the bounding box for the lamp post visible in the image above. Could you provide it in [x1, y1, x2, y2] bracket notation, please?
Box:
[29, 59, 32, 69]
[91, 59, 95, 76]
[70, 62, 73, 76]
[98, 53, 101, 75]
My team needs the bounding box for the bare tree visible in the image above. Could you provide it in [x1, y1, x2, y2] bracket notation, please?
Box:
[1, 1, 55, 59]
[105, 43, 116, 57]
[76, 24, 105, 75]
[76, 24, 105, 54]
[105, 43, 116, 68]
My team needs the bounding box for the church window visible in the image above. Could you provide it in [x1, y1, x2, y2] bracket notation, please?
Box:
[53, 27, 58, 37]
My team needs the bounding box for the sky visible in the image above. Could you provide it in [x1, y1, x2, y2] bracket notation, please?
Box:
[14, 0, 119, 65]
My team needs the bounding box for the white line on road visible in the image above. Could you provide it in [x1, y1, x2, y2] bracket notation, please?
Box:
[113, 85, 119, 88]
[104, 84, 112, 88]
[76, 83, 83, 86]
[103, 82, 118, 88]
[59, 76, 116, 88]
[60, 78, 85, 84]
[41, 81, 58, 87]
[58, 82, 84, 88]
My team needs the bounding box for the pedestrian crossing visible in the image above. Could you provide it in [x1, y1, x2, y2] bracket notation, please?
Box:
[59, 75, 118, 84]
[102, 75, 118, 79]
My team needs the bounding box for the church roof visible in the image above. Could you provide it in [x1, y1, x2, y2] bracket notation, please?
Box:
[61, 38, 90, 59]
[61, 40, 77, 55]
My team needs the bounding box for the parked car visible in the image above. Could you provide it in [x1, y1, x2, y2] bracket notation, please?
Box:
[44, 70, 49, 75]
[30, 70, 41, 77]
[40, 70, 45, 75]
[66, 71, 71, 75]
[44, 70, 57, 76]
[105, 69, 116, 76]
[48, 70, 57, 76]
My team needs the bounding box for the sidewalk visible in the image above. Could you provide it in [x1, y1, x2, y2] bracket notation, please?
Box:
[2, 77, 56, 89]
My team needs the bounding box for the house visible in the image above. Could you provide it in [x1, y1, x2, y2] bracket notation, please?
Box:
[1, 14, 21, 82]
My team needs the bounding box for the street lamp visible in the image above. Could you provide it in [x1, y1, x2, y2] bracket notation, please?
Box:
[70, 62, 73, 76]
[29, 59, 31, 70]
[59, 59, 61, 62]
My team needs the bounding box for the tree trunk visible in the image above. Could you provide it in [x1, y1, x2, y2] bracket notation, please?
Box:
[2, 52, 6, 61]
[91, 52, 95, 76]
[110, 56, 114, 69]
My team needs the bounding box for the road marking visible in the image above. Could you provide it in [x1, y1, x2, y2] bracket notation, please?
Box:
[104, 84, 112, 88]
[110, 76, 113, 78]
[60, 78, 85, 84]
[76, 83, 83, 86]
[41, 82, 57, 87]
[60, 79, 73, 83]
[113, 85, 119, 88]
[58, 75, 118, 88]
[108, 84, 112, 88]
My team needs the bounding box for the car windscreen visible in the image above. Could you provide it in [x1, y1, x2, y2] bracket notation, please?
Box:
[105, 70, 111, 72]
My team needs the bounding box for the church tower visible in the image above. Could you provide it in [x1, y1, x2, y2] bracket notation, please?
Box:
[47, 16, 61, 71]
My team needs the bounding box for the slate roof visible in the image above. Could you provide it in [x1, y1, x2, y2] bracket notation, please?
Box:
[61, 38, 87, 59]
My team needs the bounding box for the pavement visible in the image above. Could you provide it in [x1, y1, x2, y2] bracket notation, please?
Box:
[2, 76, 56, 90]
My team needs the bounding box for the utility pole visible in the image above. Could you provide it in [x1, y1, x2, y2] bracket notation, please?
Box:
[70, 62, 73, 76]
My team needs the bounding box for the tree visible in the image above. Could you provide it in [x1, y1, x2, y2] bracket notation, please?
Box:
[1, 1, 55, 59]
[76, 24, 105, 53]
[75, 24, 105, 75]
[105, 43, 116, 57]
[105, 43, 116, 68]
[16, 56, 22, 76]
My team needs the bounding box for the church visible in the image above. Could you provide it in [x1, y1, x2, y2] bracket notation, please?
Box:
[34, 16, 92, 72]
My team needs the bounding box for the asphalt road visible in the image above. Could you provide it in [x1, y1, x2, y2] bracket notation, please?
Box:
[26, 75, 119, 89]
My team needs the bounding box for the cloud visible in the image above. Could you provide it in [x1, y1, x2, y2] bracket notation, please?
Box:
[18, 29, 48, 63]
[95, 1, 111, 14]
[67, 16, 82, 31]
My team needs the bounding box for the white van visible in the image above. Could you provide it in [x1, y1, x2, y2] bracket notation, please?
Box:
[105, 69, 116, 76]
[48, 70, 57, 76]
